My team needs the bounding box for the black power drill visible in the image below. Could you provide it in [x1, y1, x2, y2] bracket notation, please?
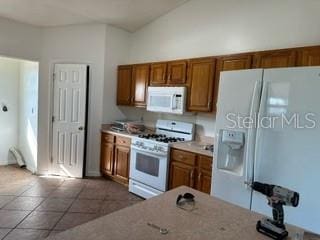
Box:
[251, 182, 300, 240]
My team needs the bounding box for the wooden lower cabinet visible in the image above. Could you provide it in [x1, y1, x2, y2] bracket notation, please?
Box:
[114, 145, 130, 183]
[100, 141, 114, 176]
[169, 148, 213, 194]
[100, 132, 131, 185]
[196, 169, 212, 194]
[169, 161, 195, 189]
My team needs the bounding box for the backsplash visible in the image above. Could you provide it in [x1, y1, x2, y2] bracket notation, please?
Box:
[118, 106, 216, 139]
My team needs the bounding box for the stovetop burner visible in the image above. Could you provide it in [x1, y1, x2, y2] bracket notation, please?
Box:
[138, 134, 185, 143]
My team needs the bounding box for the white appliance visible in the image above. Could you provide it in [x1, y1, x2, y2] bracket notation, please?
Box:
[147, 87, 186, 114]
[129, 120, 194, 199]
[212, 67, 320, 234]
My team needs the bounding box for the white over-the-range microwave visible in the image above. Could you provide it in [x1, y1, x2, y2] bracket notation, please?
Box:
[146, 87, 186, 114]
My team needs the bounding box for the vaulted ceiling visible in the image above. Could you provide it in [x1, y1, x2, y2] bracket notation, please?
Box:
[0, 0, 189, 32]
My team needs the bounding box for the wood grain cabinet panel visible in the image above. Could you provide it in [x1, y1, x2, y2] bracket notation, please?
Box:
[214, 54, 252, 111]
[297, 46, 320, 66]
[167, 60, 187, 85]
[169, 148, 213, 194]
[169, 161, 195, 189]
[100, 133, 130, 186]
[150, 62, 167, 85]
[132, 64, 150, 107]
[171, 149, 196, 166]
[252, 49, 297, 68]
[117, 65, 133, 105]
[197, 169, 212, 194]
[114, 145, 130, 184]
[100, 141, 114, 175]
[187, 58, 216, 112]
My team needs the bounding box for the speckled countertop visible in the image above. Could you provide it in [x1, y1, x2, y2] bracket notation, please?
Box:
[170, 141, 214, 157]
[100, 124, 144, 138]
[101, 124, 214, 157]
[46, 186, 318, 240]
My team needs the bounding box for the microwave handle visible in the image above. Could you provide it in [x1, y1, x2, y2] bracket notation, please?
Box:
[172, 95, 177, 109]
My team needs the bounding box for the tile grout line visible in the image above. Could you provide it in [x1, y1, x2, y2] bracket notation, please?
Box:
[1, 179, 66, 240]
[48, 185, 86, 234]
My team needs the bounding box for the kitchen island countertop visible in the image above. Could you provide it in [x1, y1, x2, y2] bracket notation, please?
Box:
[46, 186, 318, 240]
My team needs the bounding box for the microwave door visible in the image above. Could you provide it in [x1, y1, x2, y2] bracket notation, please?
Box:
[148, 94, 173, 112]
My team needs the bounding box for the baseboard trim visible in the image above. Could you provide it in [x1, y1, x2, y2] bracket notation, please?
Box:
[86, 170, 101, 177]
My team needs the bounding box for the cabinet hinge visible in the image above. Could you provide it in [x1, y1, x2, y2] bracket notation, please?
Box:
[52, 116, 55, 122]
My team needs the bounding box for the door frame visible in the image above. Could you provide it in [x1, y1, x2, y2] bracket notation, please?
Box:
[0, 54, 40, 173]
[49, 62, 90, 178]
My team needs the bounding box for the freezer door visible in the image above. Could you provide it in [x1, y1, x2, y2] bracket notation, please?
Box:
[212, 69, 263, 209]
[251, 67, 320, 234]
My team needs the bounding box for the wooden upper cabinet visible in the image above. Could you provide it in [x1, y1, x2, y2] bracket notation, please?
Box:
[214, 54, 252, 111]
[187, 57, 216, 112]
[252, 49, 297, 68]
[167, 60, 187, 85]
[132, 64, 150, 107]
[150, 62, 167, 85]
[117, 65, 132, 105]
[297, 46, 320, 66]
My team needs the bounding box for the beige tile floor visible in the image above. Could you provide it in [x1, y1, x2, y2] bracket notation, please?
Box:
[0, 165, 143, 240]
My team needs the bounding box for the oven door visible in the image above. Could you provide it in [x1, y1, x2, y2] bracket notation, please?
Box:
[130, 145, 168, 192]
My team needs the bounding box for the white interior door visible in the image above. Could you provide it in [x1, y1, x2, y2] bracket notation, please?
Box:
[52, 64, 88, 178]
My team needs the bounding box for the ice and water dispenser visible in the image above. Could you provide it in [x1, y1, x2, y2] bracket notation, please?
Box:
[217, 129, 245, 175]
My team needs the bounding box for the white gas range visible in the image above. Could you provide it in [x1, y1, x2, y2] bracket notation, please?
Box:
[129, 120, 194, 199]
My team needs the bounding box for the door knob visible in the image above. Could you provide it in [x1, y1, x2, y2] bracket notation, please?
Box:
[79, 126, 84, 131]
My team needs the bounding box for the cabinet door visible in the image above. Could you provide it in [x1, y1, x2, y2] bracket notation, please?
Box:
[150, 62, 167, 85]
[252, 49, 296, 68]
[214, 54, 252, 111]
[196, 155, 212, 194]
[167, 60, 187, 85]
[117, 65, 133, 105]
[197, 169, 212, 194]
[297, 46, 320, 66]
[100, 142, 114, 175]
[114, 145, 130, 183]
[132, 64, 150, 107]
[169, 161, 195, 189]
[187, 58, 216, 112]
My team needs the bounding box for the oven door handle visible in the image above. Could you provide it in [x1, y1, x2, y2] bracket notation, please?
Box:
[131, 145, 168, 156]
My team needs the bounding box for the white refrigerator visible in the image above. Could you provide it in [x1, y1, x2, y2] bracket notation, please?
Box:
[212, 67, 320, 234]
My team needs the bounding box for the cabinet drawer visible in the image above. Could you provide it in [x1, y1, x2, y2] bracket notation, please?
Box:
[102, 133, 114, 143]
[199, 155, 212, 171]
[115, 136, 131, 146]
[171, 149, 196, 166]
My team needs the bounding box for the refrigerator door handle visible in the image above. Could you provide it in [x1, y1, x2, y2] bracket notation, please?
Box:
[253, 81, 268, 182]
[244, 79, 262, 187]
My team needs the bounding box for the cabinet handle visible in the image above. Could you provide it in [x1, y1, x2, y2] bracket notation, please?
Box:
[208, 101, 212, 109]
[167, 73, 171, 81]
[190, 169, 195, 187]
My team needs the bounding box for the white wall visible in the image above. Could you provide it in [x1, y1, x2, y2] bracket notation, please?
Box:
[130, 0, 320, 61]
[18, 61, 39, 173]
[125, 0, 320, 137]
[38, 23, 107, 176]
[0, 17, 41, 61]
[0, 58, 20, 165]
[103, 26, 131, 123]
